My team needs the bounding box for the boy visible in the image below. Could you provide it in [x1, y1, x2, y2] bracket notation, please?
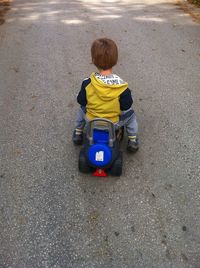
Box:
[72, 38, 139, 153]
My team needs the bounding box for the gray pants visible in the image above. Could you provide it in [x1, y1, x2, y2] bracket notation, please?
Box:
[75, 107, 138, 136]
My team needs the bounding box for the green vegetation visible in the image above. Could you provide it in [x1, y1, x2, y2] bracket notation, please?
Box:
[190, 0, 200, 6]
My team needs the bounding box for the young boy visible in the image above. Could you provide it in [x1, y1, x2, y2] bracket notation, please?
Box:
[73, 38, 139, 153]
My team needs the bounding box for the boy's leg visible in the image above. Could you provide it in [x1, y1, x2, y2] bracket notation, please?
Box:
[126, 114, 139, 152]
[120, 109, 139, 153]
[73, 107, 86, 145]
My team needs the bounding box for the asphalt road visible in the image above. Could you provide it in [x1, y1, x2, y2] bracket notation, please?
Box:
[0, 0, 200, 267]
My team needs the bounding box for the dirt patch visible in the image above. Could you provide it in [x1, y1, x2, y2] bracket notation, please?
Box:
[176, 0, 200, 23]
[0, 0, 11, 25]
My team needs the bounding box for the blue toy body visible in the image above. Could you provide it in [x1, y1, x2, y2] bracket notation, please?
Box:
[78, 119, 123, 176]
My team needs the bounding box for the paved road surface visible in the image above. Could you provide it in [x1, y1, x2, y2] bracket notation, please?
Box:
[0, 0, 200, 267]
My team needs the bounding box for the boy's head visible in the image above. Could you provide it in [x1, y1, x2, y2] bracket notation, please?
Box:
[91, 38, 118, 71]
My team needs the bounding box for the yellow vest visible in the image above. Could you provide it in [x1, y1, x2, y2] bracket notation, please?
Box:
[86, 73, 128, 123]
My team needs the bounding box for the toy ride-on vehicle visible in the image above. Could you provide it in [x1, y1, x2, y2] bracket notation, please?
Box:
[78, 118, 123, 177]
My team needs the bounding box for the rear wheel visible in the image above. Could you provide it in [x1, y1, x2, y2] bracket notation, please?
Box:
[78, 150, 91, 173]
[116, 127, 124, 142]
[110, 152, 123, 176]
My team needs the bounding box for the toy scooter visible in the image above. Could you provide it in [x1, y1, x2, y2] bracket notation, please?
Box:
[78, 118, 123, 177]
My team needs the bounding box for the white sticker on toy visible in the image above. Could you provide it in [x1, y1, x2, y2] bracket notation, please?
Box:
[95, 151, 104, 162]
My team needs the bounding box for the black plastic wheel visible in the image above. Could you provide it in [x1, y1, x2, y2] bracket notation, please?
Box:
[110, 152, 123, 176]
[78, 150, 91, 173]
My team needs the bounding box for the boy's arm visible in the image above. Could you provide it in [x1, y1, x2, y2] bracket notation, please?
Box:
[77, 78, 91, 106]
[119, 88, 133, 111]
[77, 84, 87, 106]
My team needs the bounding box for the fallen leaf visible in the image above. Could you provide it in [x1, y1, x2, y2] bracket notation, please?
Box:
[16, 215, 28, 225]
[10, 66, 19, 72]
[29, 106, 35, 111]
[15, 149, 22, 155]
[31, 95, 39, 99]
[88, 211, 100, 224]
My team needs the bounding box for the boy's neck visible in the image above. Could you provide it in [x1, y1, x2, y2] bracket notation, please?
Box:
[98, 68, 113, 76]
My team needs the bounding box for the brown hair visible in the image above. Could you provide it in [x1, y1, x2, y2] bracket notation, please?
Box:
[91, 38, 118, 70]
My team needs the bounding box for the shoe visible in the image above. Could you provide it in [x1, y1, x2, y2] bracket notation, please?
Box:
[127, 136, 139, 153]
[72, 129, 83, 145]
